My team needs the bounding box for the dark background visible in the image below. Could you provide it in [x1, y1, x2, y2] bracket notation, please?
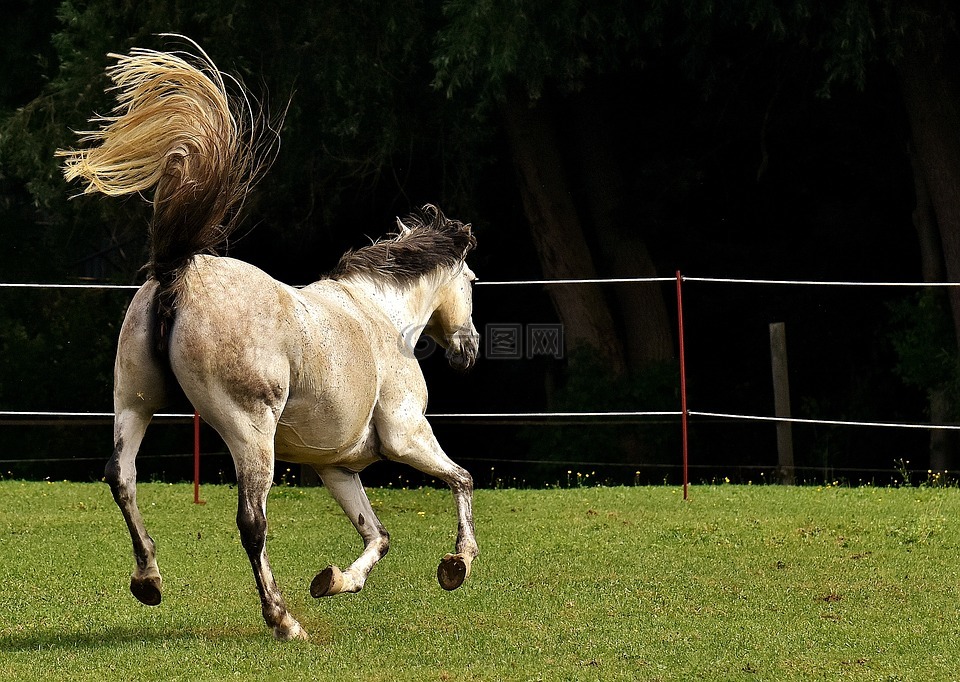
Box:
[1, 1, 956, 486]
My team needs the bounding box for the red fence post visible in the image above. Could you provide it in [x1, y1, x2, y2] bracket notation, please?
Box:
[676, 271, 690, 500]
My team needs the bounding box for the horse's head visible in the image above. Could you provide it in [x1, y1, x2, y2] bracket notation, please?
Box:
[336, 204, 479, 369]
[382, 205, 476, 371]
[425, 258, 479, 371]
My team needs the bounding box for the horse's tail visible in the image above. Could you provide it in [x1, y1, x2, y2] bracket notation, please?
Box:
[58, 36, 279, 339]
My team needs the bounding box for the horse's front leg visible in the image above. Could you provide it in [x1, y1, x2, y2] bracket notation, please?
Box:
[310, 466, 390, 597]
[434, 461, 478, 591]
[378, 416, 478, 590]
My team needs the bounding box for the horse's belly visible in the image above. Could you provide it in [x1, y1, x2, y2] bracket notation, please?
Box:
[273, 418, 380, 471]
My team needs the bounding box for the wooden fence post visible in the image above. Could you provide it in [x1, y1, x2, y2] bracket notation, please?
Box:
[769, 322, 796, 484]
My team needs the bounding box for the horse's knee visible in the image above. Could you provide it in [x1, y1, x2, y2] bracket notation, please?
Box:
[450, 466, 473, 496]
[104, 458, 121, 494]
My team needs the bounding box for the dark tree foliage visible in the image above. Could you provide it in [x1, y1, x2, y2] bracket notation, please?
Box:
[2, 0, 958, 480]
[0, 0, 493, 477]
[2, 0, 494, 280]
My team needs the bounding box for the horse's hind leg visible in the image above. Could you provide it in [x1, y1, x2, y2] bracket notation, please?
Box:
[215, 414, 307, 641]
[106, 285, 167, 606]
[310, 466, 390, 597]
[105, 407, 163, 606]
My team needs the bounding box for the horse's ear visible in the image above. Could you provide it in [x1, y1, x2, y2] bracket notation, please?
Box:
[421, 203, 448, 230]
[460, 222, 477, 254]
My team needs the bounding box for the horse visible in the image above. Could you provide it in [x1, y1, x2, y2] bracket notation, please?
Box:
[58, 37, 480, 641]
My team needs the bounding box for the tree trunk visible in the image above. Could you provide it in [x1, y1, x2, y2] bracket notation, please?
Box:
[899, 47, 960, 471]
[906, 136, 957, 471]
[899, 54, 960, 339]
[909, 143, 947, 285]
[568, 95, 674, 371]
[499, 86, 627, 375]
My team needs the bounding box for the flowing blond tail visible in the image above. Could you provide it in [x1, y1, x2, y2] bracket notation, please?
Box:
[58, 36, 279, 326]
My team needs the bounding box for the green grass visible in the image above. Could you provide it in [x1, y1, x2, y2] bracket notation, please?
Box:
[1, 481, 959, 680]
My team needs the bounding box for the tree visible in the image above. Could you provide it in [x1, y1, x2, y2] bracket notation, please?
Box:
[2, 0, 488, 284]
[777, 0, 960, 470]
[635, 0, 960, 470]
[893, 6, 960, 470]
[433, 0, 675, 376]
[10, 0, 941, 479]
[1, 0, 687, 467]
[0, 0, 492, 473]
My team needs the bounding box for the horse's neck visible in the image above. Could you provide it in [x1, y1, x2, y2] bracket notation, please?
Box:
[346, 275, 438, 335]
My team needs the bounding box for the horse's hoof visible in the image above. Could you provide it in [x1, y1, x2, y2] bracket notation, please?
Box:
[130, 575, 162, 606]
[274, 619, 309, 642]
[311, 565, 345, 597]
[437, 553, 469, 591]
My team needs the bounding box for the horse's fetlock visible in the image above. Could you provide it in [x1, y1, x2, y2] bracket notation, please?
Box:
[378, 530, 391, 558]
[274, 616, 308, 642]
[261, 602, 287, 628]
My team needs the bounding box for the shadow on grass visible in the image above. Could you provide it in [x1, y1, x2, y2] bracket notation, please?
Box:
[0, 623, 274, 653]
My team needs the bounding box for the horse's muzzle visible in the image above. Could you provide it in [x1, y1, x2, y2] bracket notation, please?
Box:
[446, 332, 479, 371]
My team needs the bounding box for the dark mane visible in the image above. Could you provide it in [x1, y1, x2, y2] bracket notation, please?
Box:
[329, 205, 476, 285]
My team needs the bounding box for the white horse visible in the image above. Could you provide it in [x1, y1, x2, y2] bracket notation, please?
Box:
[59, 38, 479, 641]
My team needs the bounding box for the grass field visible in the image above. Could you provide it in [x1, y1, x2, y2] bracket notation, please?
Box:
[1, 480, 959, 681]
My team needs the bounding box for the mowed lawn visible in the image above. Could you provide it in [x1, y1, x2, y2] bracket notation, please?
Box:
[1, 480, 959, 681]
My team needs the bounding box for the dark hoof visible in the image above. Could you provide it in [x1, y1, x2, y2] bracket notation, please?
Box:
[130, 576, 162, 606]
[310, 565, 344, 598]
[437, 554, 468, 591]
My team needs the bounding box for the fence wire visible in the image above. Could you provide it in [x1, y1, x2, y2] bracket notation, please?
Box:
[3, 274, 960, 477]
